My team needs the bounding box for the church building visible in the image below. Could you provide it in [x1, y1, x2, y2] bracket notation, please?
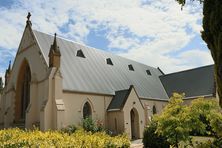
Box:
[0, 13, 217, 139]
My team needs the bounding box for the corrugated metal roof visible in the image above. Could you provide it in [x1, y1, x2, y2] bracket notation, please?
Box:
[33, 30, 169, 99]
[160, 65, 215, 98]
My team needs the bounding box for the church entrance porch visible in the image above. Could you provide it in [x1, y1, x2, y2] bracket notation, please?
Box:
[130, 108, 140, 139]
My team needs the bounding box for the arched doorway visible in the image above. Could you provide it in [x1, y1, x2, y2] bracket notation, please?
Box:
[83, 102, 92, 119]
[130, 108, 139, 139]
[15, 60, 31, 122]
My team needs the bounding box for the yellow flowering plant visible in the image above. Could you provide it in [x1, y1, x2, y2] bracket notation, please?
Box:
[0, 128, 130, 147]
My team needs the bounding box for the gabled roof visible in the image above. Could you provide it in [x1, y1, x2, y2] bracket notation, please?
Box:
[107, 86, 132, 111]
[33, 30, 169, 100]
[160, 65, 215, 98]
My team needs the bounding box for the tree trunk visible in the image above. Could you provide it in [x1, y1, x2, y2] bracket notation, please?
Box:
[201, 0, 222, 106]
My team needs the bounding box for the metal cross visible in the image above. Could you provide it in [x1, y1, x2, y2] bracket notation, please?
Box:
[27, 12, 31, 21]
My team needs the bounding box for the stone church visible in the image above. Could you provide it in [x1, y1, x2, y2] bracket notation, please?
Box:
[0, 13, 217, 139]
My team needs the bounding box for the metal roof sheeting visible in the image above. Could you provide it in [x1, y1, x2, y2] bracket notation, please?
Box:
[108, 88, 130, 110]
[33, 30, 169, 100]
[160, 65, 215, 98]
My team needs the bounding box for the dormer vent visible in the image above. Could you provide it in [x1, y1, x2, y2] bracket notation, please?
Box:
[106, 58, 113, 65]
[76, 49, 85, 58]
[146, 70, 151, 75]
[128, 64, 134, 71]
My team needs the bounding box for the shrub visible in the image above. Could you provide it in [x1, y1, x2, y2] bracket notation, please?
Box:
[82, 117, 104, 133]
[82, 117, 97, 132]
[195, 137, 222, 148]
[143, 120, 170, 148]
[60, 124, 77, 135]
[211, 137, 222, 148]
[0, 128, 130, 147]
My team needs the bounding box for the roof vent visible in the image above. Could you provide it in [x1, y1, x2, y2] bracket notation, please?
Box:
[76, 49, 85, 58]
[106, 58, 113, 65]
[146, 70, 151, 75]
[128, 64, 134, 71]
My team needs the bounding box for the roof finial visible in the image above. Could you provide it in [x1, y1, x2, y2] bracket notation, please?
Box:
[54, 33, 57, 46]
[50, 32, 61, 55]
[53, 33, 58, 49]
[27, 12, 31, 21]
[26, 12, 32, 27]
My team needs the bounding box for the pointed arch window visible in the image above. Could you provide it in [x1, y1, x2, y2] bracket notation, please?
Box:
[76, 49, 85, 58]
[153, 105, 157, 114]
[83, 102, 92, 118]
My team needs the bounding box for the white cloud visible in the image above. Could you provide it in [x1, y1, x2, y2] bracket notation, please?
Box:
[0, 0, 213, 76]
[177, 49, 213, 67]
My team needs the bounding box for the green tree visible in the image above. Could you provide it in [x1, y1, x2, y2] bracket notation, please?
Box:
[156, 93, 191, 148]
[188, 98, 220, 136]
[154, 94, 222, 147]
[209, 109, 222, 137]
[143, 118, 170, 148]
[175, 0, 222, 107]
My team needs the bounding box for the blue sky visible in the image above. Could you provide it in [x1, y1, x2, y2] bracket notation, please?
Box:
[0, 0, 213, 83]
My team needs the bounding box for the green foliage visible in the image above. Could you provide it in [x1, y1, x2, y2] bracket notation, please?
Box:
[60, 124, 77, 135]
[188, 98, 222, 137]
[175, 0, 203, 6]
[153, 93, 222, 148]
[211, 137, 222, 148]
[0, 128, 130, 147]
[82, 117, 104, 133]
[196, 137, 222, 148]
[143, 119, 170, 148]
[208, 110, 222, 137]
[155, 93, 191, 148]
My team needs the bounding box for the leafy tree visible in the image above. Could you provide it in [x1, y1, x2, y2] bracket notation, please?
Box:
[154, 94, 222, 147]
[208, 109, 222, 137]
[188, 98, 222, 137]
[143, 118, 170, 148]
[155, 93, 191, 148]
[175, 0, 222, 107]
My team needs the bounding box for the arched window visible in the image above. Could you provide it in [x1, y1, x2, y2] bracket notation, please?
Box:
[83, 102, 92, 118]
[153, 105, 157, 114]
[15, 59, 31, 121]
